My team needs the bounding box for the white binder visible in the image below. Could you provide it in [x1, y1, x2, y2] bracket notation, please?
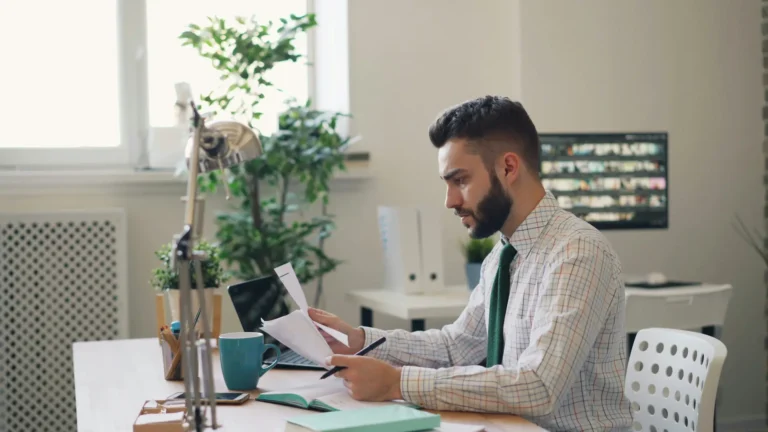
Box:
[376, 206, 445, 294]
[418, 206, 445, 293]
[377, 206, 422, 294]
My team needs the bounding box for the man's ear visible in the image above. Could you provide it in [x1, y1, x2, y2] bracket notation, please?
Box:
[501, 152, 521, 181]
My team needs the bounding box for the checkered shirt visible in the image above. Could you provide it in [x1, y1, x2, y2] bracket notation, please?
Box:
[362, 190, 634, 431]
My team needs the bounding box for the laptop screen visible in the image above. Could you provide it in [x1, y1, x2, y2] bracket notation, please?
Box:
[227, 275, 290, 346]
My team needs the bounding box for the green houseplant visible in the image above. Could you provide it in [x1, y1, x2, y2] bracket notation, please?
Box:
[461, 237, 496, 290]
[151, 240, 230, 331]
[178, 13, 352, 323]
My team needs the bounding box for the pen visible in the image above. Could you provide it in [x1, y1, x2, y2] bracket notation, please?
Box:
[193, 308, 201, 327]
[320, 336, 387, 380]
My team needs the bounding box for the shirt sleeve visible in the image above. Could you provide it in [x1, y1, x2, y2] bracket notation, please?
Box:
[398, 235, 621, 420]
[358, 247, 499, 369]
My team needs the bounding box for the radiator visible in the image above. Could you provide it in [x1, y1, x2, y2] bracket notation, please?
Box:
[0, 209, 128, 432]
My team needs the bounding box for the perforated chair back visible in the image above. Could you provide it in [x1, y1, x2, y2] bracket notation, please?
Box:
[625, 328, 727, 432]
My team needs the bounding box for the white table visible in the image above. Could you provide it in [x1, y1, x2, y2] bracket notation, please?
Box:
[346, 286, 470, 331]
[623, 282, 732, 351]
[347, 282, 733, 339]
[72, 338, 545, 432]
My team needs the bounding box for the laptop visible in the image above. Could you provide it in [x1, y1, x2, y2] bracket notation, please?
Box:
[227, 275, 325, 370]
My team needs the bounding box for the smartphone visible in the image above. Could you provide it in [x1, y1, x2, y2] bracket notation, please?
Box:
[166, 391, 250, 405]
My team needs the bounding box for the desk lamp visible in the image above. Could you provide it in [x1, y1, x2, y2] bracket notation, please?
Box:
[173, 102, 262, 431]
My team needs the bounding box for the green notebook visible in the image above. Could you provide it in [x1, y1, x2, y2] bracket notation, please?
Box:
[284, 405, 440, 432]
[256, 378, 418, 412]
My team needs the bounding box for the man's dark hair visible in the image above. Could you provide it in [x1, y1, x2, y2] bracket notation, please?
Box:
[428, 96, 540, 175]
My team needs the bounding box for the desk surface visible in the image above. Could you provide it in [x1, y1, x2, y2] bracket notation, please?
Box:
[73, 338, 544, 432]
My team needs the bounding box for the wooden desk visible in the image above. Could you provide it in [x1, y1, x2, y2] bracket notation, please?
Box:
[73, 338, 544, 432]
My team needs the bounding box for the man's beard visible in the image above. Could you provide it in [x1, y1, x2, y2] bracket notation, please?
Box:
[456, 175, 512, 239]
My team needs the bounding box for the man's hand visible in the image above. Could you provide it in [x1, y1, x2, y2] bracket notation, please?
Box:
[327, 355, 402, 402]
[308, 307, 365, 355]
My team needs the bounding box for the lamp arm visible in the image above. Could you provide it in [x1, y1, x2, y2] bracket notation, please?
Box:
[173, 101, 219, 431]
[183, 102, 203, 238]
[171, 100, 261, 431]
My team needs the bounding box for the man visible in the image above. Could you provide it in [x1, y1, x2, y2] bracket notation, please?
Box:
[309, 96, 633, 431]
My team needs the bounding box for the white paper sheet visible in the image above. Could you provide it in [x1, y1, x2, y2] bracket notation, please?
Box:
[314, 390, 415, 411]
[275, 262, 309, 312]
[259, 376, 347, 400]
[315, 322, 349, 346]
[273, 262, 348, 347]
[260, 262, 349, 367]
[260, 310, 334, 368]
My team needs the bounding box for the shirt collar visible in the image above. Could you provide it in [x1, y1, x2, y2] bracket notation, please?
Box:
[500, 190, 559, 257]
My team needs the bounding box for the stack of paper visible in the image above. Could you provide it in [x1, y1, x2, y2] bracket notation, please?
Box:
[260, 263, 349, 369]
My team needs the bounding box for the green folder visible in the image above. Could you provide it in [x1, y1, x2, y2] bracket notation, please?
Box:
[284, 405, 441, 432]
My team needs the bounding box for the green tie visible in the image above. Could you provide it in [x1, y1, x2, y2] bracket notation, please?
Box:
[486, 243, 517, 367]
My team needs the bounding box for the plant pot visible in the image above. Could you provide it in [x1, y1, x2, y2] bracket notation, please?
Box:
[164, 287, 216, 334]
[465, 263, 482, 290]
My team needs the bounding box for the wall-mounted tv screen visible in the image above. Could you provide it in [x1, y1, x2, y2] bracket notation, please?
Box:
[539, 132, 668, 230]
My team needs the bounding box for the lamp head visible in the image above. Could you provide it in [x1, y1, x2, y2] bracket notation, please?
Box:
[185, 120, 262, 173]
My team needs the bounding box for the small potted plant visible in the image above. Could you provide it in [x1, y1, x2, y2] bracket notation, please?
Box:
[461, 237, 496, 290]
[151, 240, 229, 332]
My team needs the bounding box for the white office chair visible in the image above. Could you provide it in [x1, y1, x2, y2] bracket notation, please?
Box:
[625, 328, 727, 432]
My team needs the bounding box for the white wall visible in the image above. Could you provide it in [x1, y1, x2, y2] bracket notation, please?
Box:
[341, 0, 522, 328]
[520, 0, 764, 424]
[0, 0, 762, 426]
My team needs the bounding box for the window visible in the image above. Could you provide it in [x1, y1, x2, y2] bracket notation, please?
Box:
[0, 0, 128, 166]
[0, 0, 310, 169]
[146, 0, 309, 137]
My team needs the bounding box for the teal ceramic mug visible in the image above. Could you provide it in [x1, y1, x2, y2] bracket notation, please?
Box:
[219, 332, 280, 390]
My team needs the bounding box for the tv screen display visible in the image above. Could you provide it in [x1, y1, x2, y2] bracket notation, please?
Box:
[539, 132, 668, 230]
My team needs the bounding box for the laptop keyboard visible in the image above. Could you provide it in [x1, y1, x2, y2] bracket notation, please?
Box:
[265, 349, 320, 367]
